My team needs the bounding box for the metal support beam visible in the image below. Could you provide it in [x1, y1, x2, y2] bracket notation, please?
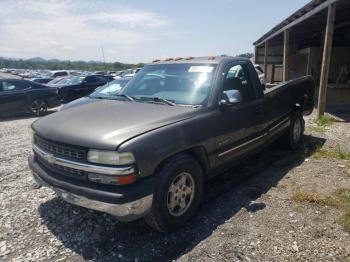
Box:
[283, 29, 290, 82]
[317, 4, 336, 116]
[254, 0, 339, 47]
[264, 41, 268, 83]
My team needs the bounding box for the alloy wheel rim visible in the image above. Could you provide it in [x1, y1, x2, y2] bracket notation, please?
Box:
[167, 172, 195, 217]
[31, 100, 46, 116]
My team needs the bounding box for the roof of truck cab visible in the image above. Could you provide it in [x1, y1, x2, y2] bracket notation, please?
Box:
[148, 56, 250, 65]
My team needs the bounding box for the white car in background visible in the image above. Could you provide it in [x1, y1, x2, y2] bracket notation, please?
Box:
[254, 64, 266, 88]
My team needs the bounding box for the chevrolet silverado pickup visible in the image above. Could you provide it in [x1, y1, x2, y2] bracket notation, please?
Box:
[28, 56, 315, 232]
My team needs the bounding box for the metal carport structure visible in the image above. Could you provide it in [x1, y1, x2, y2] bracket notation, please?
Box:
[254, 0, 350, 116]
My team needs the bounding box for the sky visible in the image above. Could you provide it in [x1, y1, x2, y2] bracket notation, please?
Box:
[0, 0, 310, 63]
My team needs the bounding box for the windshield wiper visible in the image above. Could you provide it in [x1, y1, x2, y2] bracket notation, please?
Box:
[89, 94, 135, 101]
[112, 94, 135, 101]
[90, 95, 105, 99]
[140, 97, 176, 106]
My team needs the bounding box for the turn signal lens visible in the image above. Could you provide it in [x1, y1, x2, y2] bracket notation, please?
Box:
[88, 173, 137, 185]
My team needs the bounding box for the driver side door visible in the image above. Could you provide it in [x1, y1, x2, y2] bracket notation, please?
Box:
[214, 62, 265, 169]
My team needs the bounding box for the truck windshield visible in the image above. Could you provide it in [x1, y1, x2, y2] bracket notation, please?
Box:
[119, 63, 217, 106]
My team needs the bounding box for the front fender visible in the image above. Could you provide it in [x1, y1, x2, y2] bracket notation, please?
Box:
[117, 111, 217, 178]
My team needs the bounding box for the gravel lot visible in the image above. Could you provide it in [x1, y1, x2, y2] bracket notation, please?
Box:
[0, 110, 350, 261]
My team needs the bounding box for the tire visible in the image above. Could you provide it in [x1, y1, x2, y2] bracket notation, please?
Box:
[29, 99, 48, 116]
[144, 154, 204, 232]
[282, 110, 305, 150]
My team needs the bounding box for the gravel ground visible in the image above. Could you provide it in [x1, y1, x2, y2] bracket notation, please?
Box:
[0, 110, 350, 261]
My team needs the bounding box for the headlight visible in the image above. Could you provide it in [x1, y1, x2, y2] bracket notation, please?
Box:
[87, 150, 135, 165]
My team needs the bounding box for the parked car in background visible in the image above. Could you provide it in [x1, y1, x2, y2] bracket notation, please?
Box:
[61, 78, 131, 110]
[94, 71, 106, 75]
[29, 56, 314, 232]
[0, 79, 60, 116]
[50, 70, 69, 78]
[46, 76, 66, 86]
[53, 75, 113, 103]
[30, 78, 54, 84]
[254, 64, 266, 88]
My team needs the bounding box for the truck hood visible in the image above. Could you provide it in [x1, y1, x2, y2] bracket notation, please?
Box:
[32, 99, 196, 150]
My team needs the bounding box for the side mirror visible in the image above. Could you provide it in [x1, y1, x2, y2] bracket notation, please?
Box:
[219, 89, 242, 107]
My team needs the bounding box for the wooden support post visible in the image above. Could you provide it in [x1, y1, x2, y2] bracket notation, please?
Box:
[264, 41, 269, 83]
[283, 29, 289, 82]
[254, 45, 258, 64]
[317, 4, 336, 116]
[271, 64, 276, 83]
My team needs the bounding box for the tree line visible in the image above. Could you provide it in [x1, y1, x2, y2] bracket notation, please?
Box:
[0, 53, 253, 71]
[0, 57, 145, 71]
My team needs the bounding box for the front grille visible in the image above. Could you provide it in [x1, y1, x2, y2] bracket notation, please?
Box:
[52, 163, 85, 176]
[36, 154, 86, 180]
[34, 135, 86, 161]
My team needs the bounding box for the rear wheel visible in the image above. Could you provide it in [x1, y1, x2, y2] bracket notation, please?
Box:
[283, 111, 304, 150]
[144, 154, 203, 232]
[29, 99, 47, 116]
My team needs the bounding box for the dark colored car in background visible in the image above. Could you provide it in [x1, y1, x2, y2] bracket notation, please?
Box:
[30, 78, 54, 84]
[0, 79, 60, 116]
[29, 57, 314, 232]
[51, 75, 114, 103]
[61, 78, 131, 110]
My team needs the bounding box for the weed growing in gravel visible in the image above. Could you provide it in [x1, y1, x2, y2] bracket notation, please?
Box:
[291, 192, 339, 206]
[292, 189, 350, 232]
[314, 115, 336, 126]
[312, 145, 350, 160]
[336, 188, 350, 203]
[338, 210, 350, 232]
[336, 188, 350, 232]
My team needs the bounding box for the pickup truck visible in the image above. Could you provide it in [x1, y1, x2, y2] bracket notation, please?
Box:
[28, 56, 314, 232]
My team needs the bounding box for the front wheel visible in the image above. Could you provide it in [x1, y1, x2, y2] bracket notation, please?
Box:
[144, 154, 203, 232]
[29, 99, 48, 116]
[283, 111, 305, 150]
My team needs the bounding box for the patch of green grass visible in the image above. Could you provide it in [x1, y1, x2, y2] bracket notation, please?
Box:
[338, 210, 350, 232]
[292, 188, 350, 233]
[312, 145, 350, 160]
[336, 188, 350, 203]
[291, 191, 339, 206]
[314, 115, 336, 127]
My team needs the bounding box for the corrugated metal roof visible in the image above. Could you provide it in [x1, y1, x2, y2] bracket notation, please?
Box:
[254, 0, 337, 46]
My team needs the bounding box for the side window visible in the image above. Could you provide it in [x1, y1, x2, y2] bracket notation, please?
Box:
[1, 81, 28, 92]
[223, 64, 255, 102]
[85, 76, 97, 83]
[54, 71, 68, 77]
[96, 76, 107, 83]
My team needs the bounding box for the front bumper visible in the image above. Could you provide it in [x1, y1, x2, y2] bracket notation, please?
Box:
[29, 155, 154, 222]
